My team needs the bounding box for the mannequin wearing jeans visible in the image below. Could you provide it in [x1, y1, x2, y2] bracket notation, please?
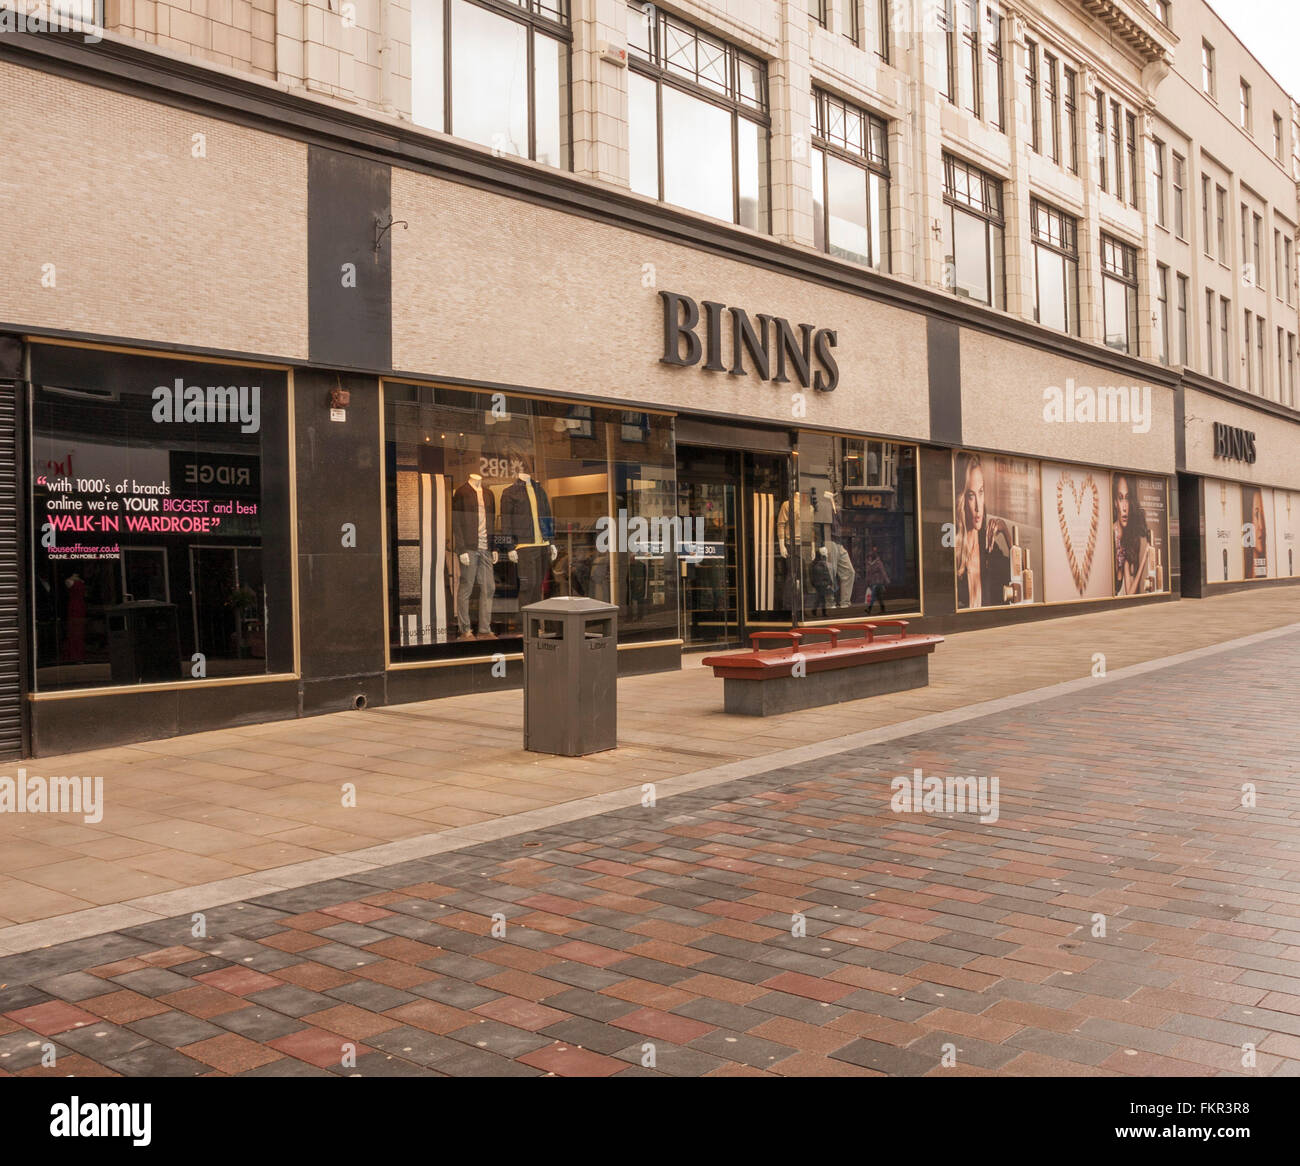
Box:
[452, 473, 498, 640]
[501, 471, 558, 610]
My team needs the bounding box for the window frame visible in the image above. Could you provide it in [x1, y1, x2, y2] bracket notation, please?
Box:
[420, 0, 574, 169]
[810, 87, 892, 272]
[1176, 272, 1189, 365]
[1063, 65, 1079, 173]
[1201, 40, 1216, 99]
[1152, 139, 1167, 228]
[1171, 152, 1185, 238]
[1239, 78, 1252, 134]
[627, 4, 772, 232]
[942, 153, 1006, 310]
[1030, 198, 1079, 335]
[1099, 232, 1139, 355]
[1026, 38, 1041, 154]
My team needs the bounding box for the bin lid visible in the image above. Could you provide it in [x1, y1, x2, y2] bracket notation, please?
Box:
[523, 596, 618, 616]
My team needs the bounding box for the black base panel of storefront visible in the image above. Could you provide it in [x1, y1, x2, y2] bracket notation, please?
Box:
[1195, 577, 1300, 598]
[29, 679, 302, 756]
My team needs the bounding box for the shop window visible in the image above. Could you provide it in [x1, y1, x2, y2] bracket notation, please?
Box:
[411, 0, 571, 170]
[795, 433, 919, 621]
[384, 385, 677, 661]
[1031, 199, 1079, 336]
[810, 89, 890, 272]
[1100, 233, 1139, 355]
[941, 153, 1005, 309]
[28, 346, 293, 692]
[627, 4, 770, 231]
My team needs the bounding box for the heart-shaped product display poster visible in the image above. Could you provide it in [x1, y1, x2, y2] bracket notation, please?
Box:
[1057, 472, 1100, 594]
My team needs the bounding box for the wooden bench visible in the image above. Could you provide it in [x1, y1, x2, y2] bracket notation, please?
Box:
[700, 621, 944, 716]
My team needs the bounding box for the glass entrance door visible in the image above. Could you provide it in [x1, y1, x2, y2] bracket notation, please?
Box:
[676, 446, 739, 648]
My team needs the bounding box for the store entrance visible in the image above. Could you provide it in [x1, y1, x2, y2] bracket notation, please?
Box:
[675, 443, 796, 649]
[676, 446, 740, 648]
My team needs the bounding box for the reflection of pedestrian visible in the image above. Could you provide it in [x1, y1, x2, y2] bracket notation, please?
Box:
[62, 572, 86, 663]
[1113, 474, 1152, 595]
[865, 545, 890, 614]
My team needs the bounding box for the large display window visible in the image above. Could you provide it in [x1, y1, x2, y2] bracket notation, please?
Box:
[1203, 478, 1299, 582]
[794, 433, 920, 620]
[28, 345, 294, 691]
[952, 448, 1170, 608]
[384, 384, 678, 661]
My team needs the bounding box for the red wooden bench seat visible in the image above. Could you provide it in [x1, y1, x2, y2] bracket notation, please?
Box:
[700, 622, 944, 715]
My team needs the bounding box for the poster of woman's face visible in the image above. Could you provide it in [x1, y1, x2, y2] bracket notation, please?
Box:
[953, 452, 1042, 609]
[1111, 473, 1168, 596]
[1243, 486, 1272, 579]
[1204, 478, 1244, 583]
[1272, 490, 1299, 578]
[1041, 464, 1111, 601]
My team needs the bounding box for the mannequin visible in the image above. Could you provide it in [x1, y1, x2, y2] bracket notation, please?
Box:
[812, 488, 855, 607]
[451, 471, 499, 640]
[775, 492, 806, 614]
[501, 469, 558, 612]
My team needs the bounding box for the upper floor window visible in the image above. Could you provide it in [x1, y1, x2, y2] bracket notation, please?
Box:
[1171, 151, 1186, 238]
[1026, 39, 1041, 153]
[940, 1, 1000, 128]
[1201, 40, 1215, 98]
[1063, 66, 1079, 172]
[857, 0, 889, 59]
[811, 0, 827, 31]
[941, 154, 1005, 309]
[1274, 113, 1285, 162]
[1155, 0, 1171, 26]
[1239, 79, 1252, 133]
[1100, 233, 1139, 354]
[1216, 185, 1228, 262]
[1043, 51, 1060, 165]
[627, 5, 769, 231]
[1031, 200, 1078, 335]
[1126, 112, 1138, 206]
[1152, 138, 1166, 228]
[411, 0, 571, 169]
[810, 90, 890, 271]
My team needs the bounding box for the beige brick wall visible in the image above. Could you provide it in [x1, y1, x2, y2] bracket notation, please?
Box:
[0, 60, 308, 359]
[107, 0, 278, 79]
[959, 328, 1176, 473]
[389, 166, 931, 442]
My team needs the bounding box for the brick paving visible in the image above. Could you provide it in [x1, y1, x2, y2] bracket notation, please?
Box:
[4, 587, 1299, 941]
[1, 629, 1299, 1077]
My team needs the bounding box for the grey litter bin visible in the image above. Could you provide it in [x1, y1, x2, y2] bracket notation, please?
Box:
[522, 596, 618, 756]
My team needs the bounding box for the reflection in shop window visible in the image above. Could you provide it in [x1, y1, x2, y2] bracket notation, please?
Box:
[384, 385, 678, 661]
[28, 346, 293, 692]
[794, 433, 920, 621]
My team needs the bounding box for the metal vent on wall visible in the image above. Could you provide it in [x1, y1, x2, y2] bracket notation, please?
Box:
[0, 381, 23, 760]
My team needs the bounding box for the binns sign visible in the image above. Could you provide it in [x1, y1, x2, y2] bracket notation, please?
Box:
[658, 290, 840, 392]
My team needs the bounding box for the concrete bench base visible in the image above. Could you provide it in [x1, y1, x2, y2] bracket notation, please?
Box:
[722, 653, 930, 716]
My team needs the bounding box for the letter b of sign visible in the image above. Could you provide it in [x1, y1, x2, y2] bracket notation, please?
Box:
[659, 291, 702, 367]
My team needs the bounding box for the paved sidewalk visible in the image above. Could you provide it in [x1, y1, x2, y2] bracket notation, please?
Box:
[2, 588, 1299, 950]
[1, 624, 1297, 1077]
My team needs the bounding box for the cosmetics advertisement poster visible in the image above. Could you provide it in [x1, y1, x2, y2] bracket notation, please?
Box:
[1110, 472, 1168, 596]
[1041, 463, 1112, 602]
[1204, 478, 1244, 583]
[1242, 484, 1273, 579]
[1273, 490, 1299, 578]
[953, 450, 1042, 609]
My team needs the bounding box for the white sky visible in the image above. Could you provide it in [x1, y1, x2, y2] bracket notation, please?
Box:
[1206, 0, 1300, 102]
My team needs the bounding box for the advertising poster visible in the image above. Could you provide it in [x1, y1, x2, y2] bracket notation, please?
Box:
[1110, 472, 1169, 596]
[1041, 463, 1112, 602]
[953, 451, 1042, 609]
[1203, 478, 1244, 583]
[1273, 490, 1299, 579]
[1242, 485, 1273, 579]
